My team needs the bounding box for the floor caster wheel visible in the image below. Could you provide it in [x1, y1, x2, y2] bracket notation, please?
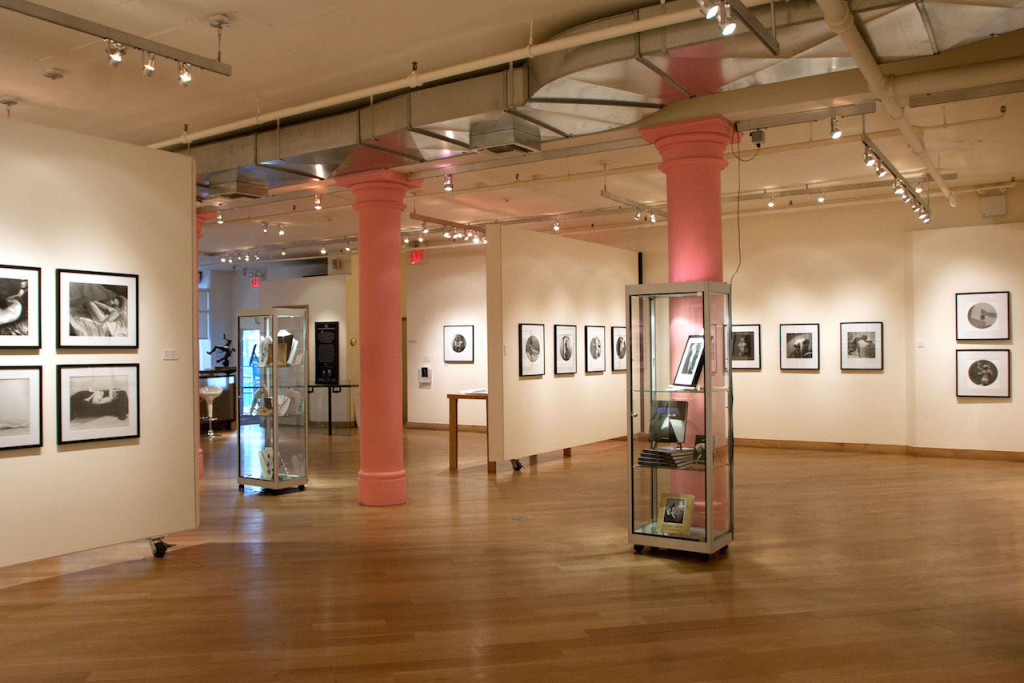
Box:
[511, 459, 523, 472]
[148, 538, 173, 558]
[633, 544, 644, 554]
[238, 484, 244, 492]
[298, 485, 305, 491]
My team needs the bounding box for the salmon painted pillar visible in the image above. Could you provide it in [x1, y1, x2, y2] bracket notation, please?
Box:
[195, 211, 216, 478]
[334, 169, 422, 506]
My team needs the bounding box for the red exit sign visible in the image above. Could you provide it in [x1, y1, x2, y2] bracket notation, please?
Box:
[409, 249, 424, 264]
[250, 276, 261, 288]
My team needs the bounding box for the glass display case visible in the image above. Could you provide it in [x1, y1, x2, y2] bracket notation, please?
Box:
[626, 281, 733, 555]
[236, 307, 309, 491]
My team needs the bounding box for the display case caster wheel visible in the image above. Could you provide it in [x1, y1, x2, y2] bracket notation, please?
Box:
[633, 544, 644, 554]
[238, 484, 244, 491]
[298, 485, 305, 491]
[148, 538, 174, 558]
[511, 459, 523, 472]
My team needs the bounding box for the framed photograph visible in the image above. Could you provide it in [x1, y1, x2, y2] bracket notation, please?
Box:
[0, 264, 41, 349]
[956, 349, 1010, 398]
[553, 324, 577, 375]
[585, 325, 605, 373]
[956, 291, 1010, 341]
[730, 324, 760, 370]
[518, 323, 544, 377]
[611, 326, 628, 371]
[672, 334, 705, 387]
[57, 269, 138, 348]
[780, 323, 819, 370]
[0, 366, 42, 451]
[656, 492, 695, 536]
[840, 322, 883, 370]
[57, 364, 140, 444]
[443, 325, 474, 363]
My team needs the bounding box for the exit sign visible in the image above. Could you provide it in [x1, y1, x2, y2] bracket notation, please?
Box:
[410, 249, 424, 264]
[250, 276, 261, 288]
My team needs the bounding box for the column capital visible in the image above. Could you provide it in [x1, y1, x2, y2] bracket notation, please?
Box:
[335, 169, 423, 210]
[195, 211, 217, 241]
[640, 116, 736, 172]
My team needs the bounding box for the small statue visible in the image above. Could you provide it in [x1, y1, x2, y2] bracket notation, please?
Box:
[208, 333, 235, 368]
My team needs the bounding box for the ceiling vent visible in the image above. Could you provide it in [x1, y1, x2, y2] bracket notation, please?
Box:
[470, 115, 541, 154]
[205, 169, 269, 200]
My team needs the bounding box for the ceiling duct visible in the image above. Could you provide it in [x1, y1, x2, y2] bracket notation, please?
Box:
[470, 115, 542, 154]
[205, 169, 269, 200]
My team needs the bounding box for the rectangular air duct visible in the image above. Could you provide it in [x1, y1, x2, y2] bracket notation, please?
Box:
[470, 115, 541, 154]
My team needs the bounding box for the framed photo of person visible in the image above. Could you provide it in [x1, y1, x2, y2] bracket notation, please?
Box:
[57, 364, 140, 444]
[780, 323, 819, 370]
[730, 324, 760, 370]
[443, 325, 474, 363]
[0, 264, 41, 349]
[956, 349, 1010, 398]
[656, 492, 695, 536]
[673, 334, 705, 387]
[57, 269, 138, 348]
[585, 325, 605, 373]
[956, 291, 1010, 341]
[553, 324, 576, 375]
[610, 326, 628, 372]
[518, 323, 544, 377]
[0, 366, 42, 451]
[840, 321, 883, 370]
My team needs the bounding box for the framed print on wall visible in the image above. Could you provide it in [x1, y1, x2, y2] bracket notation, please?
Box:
[656, 492, 695, 536]
[443, 325, 474, 363]
[840, 322, 883, 371]
[57, 364, 140, 444]
[0, 264, 41, 349]
[585, 325, 605, 373]
[780, 323, 819, 370]
[956, 349, 1010, 398]
[518, 323, 544, 377]
[956, 291, 1010, 341]
[611, 326, 628, 372]
[57, 269, 138, 348]
[730, 324, 760, 370]
[673, 334, 705, 387]
[0, 366, 42, 451]
[554, 324, 577, 375]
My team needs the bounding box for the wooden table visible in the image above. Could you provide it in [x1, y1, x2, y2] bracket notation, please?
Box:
[447, 392, 494, 473]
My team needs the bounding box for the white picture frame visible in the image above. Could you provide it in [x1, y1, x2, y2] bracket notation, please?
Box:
[611, 326, 628, 372]
[780, 323, 819, 370]
[956, 291, 1010, 341]
[57, 364, 140, 444]
[585, 325, 605, 373]
[443, 325, 474, 363]
[553, 324, 576, 375]
[840, 321, 883, 371]
[0, 366, 42, 451]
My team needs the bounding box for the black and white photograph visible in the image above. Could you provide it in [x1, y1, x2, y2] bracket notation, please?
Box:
[518, 323, 545, 377]
[58, 364, 140, 444]
[611, 326, 628, 371]
[956, 291, 1010, 341]
[673, 334, 705, 387]
[0, 366, 42, 451]
[0, 264, 41, 349]
[730, 324, 760, 370]
[780, 323, 819, 370]
[585, 325, 605, 372]
[554, 324, 577, 375]
[57, 269, 138, 348]
[840, 322, 884, 371]
[656, 492, 695, 536]
[443, 324, 474, 363]
[956, 349, 1011, 398]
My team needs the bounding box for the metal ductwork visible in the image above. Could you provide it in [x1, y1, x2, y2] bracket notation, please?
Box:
[470, 115, 542, 154]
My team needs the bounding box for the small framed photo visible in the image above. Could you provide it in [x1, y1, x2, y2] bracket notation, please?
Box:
[57, 269, 138, 348]
[840, 322, 883, 370]
[57, 364, 140, 444]
[553, 324, 577, 375]
[956, 349, 1010, 398]
[730, 324, 760, 370]
[956, 291, 1010, 341]
[0, 366, 42, 451]
[443, 325, 474, 363]
[673, 334, 705, 387]
[611, 326, 628, 371]
[585, 325, 605, 373]
[0, 265, 41, 349]
[519, 323, 544, 377]
[656, 492, 695, 536]
[780, 323, 819, 370]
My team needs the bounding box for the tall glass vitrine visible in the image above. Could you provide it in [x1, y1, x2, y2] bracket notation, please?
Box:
[237, 307, 309, 491]
[626, 281, 733, 555]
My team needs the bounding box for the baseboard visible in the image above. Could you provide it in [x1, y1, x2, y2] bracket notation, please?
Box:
[736, 438, 1024, 462]
[406, 421, 487, 433]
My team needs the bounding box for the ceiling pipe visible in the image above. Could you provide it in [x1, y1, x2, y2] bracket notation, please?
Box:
[815, 0, 958, 207]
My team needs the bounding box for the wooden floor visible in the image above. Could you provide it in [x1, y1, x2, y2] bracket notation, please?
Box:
[2, 429, 1024, 681]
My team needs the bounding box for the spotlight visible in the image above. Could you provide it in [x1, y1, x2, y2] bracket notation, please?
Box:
[767, 196, 775, 209]
[443, 230, 451, 239]
[634, 211, 642, 222]
[254, 253, 260, 260]
[421, 222, 429, 234]
[817, 193, 825, 203]
[261, 223, 268, 233]
[313, 194, 323, 210]
[216, 211, 224, 224]
[864, 149, 876, 167]
[649, 213, 657, 223]
[698, 0, 720, 20]
[902, 194, 912, 204]
[278, 226, 285, 236]
[894, 183, 905, 196]
[142, 52, 156, 76]
[403, 236, 410, 244]
[244, 254, 250, 262]
[718, 6, 737, 36]
[320, 246, 327, 255]
[473, 236, 481, 244]
[178, 62, 192, 87]
[344, 245, 351, 252]
[914, 180, 924, 194]
[281, 250, 287, 256]
[876, 165, 888, 179]
[219, 256, 226, 263]
[829, 116, 842, 140]
[553, 219, 560, 232]
[443, 174, 453, 192]
[105, 40, 126, 67]
[418, 236, 424, 243]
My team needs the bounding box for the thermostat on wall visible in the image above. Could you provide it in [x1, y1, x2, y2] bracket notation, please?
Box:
[418, 365, 431, 385]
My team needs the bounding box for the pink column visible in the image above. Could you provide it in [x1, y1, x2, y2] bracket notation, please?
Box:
[195, 211, 217, 479]
[334, 169, 422, 506]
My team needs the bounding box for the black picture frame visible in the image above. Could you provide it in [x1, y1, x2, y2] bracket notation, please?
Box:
[730, 324, 760, 370]
[956, 291, 1010, 341]
[585, 325, 605, 373]
[0, 366, 42, 451]
[780, 323, 819, 371]
[611, 326, 628, 372]
[673, 334, 705, 386]
[553, 324, 576, 375]
[57, 269, 139, 349]
[57, 363, 140, 444]
[840, 321, 883, 371]
[0, 264, 41, 349]
[518, 323, 544, 377]
[443, 325, 474, 363]
[956, 349, 1011, 398]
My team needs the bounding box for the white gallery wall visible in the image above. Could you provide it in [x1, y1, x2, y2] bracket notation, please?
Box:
[487, 225, 638, 462]
[0, 119, 197, 567]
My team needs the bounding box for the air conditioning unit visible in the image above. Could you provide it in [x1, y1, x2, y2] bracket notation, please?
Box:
[470, 115, 541, 154]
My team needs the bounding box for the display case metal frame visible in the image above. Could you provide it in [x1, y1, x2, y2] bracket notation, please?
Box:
[626, 281, 733, 555]
[236, 306, 309, 492]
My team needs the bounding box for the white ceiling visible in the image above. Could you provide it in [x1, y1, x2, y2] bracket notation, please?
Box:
[1, 0, 1022, 264]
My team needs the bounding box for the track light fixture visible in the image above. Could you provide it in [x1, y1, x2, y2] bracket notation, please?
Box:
[718, 6, 737, 36]
[178, 62, 192, 86]
[829, 116, 842, 140]
[553, 219, 560, 232]
[634, 211, 642, 222]
[698, 0, 720, 20]
[320, 246, 327, 255]
[403, 236, 410, 244]
[105, 40, 126, 67]
[649, 213, 657, 223]
[418, 236, 424, 244]
[313, 194, 323, 210]
[864, 149, 876, 167]
[344, 244, 352, 253]
[443, 174, 454, 192]
[767, 195, 775, 209]
[281, 250, 287, 256]
[216, 211, 224, 224]
[142, 52, 156, 76]
[421, 222, 429, 234]
[863, 134, 932, 223]
[817, 193, 825, 204]
[876, 165, 888, 179]
[261, 222, 268, 233]
[278, 226, 285, 236]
